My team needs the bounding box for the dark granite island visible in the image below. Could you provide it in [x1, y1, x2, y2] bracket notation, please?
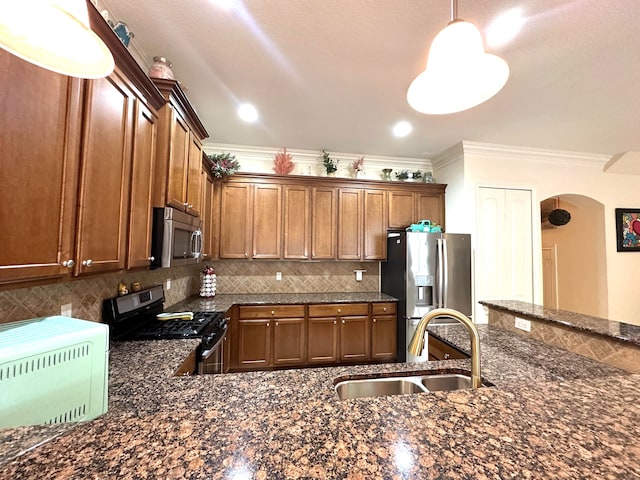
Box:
[2, 303, 640, 478]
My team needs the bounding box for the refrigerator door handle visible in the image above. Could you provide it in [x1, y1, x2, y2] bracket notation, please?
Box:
[437, 238, 444, 308]
[442, 237, 449, 307]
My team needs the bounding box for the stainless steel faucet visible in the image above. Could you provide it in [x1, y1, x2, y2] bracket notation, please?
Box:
[407, 308, 482, 388]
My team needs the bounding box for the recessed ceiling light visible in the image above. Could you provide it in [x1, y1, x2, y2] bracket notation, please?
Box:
[238, 103, 258, 123]
[486, 8, 525, 48]
[393, 121, 412, 137]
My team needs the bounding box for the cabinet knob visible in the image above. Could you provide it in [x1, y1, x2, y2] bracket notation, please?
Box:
[271, 310, 275, 315]
[188, 204, 193, 209]
[62, 259, 75, 268]
[266, 322, 270, 327]
[341, 319, 345, 324]
[333, 320, 337, 325]
[275, 321, 279, 327]
[337, 308, 341, 314]
[444, 353, 450, 359]
[82, 259, 93, 267]
[147, 256, 155, 262]
[383, 307, 387, 312]
[373, 318, 377, 323]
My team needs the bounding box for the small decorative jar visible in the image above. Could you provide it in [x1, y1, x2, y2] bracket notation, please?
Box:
[424, 172, 435, 183]
[200, 266, 217, 298]
[382, 168, 392, 181]
[148, 56, 175, 80]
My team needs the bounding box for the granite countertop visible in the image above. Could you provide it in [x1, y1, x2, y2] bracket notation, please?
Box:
[171, 292, 398, 314]
[480, 300, 640, 346]
[2, 321, 640, 478]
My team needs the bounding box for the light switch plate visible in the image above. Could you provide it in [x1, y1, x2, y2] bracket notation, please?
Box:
[275, 272, 282, 281]
[515, 317, 531, 332]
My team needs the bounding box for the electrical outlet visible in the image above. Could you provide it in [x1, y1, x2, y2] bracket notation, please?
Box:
[275, 272, 282, 281]
[61, 303, 72, 317]
[515, 317, 531, 332]
[166, 278, 172, 290]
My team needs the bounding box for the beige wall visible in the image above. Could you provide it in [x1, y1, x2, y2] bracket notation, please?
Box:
[433, 141, 640, 325]
[541, 195, 608, 317]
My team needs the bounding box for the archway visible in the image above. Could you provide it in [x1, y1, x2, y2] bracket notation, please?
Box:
[540, 194, 608, 317]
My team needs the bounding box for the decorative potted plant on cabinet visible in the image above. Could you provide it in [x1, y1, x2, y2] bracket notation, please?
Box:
[322, 150, 339, 176]
[273, 148, 295, 175]
[351, 156, 365, 179]
[395, 170, 409, 181]
[206, 152, 241, 179]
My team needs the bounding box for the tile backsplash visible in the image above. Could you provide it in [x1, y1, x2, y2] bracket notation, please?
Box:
[0, 261, 379, 324]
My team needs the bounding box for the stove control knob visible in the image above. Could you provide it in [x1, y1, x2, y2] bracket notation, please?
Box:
[62, 259, 75, 268]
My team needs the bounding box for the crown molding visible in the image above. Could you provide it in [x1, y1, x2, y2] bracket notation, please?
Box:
[460, 141, 612, 168]
[431, 142, 465, 170]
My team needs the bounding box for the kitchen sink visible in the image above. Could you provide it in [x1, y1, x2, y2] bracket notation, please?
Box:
[334, 371, 490, 400]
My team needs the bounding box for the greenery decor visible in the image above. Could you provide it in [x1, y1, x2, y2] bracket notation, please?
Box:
[207, 152, 240, 179]
[395, 170, 409, 180]
[412, 170, 423, 180]
[322, 150, 339, 174]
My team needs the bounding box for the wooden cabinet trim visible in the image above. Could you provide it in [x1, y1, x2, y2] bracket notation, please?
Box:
[239, 305, 306, 319]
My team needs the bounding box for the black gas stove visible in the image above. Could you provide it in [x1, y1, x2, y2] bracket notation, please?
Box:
[102, 285, 228, 373]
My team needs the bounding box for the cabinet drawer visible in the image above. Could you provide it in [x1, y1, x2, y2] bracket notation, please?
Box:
[239, 305, 305, 319]
[372, 302, 396, 315]
[308, 303, 368, 317]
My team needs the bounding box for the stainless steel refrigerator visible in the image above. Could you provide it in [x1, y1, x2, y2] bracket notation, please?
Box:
[381, 231, 472, 362]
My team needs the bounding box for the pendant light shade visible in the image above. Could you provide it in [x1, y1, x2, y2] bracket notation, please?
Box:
[407, 3, 509, 115]
[0, 0, 114, 79]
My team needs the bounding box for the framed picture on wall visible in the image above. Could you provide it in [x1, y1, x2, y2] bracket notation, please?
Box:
[615, 208, 640, 251]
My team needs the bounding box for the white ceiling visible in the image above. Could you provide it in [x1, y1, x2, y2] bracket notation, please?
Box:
[99, 0, 640, 160]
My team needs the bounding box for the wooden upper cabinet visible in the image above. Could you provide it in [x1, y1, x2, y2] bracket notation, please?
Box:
[186, 134, 203, 217]
[165, 111, 189, 210]
[201, 166, 217, 261]
[253, 184, 282, 259]
[151, 79, 208, 216]
[127, 101, 157, 269]
[0, 51, 83, 283]
[311, 187, 337, 260]
[219, 183, 253, 259]
[363, 189, 387, 260]
[75, 71, 134, 275]
[416, 192, 444, 226]
[388, 190, 416, 229]
[337, 188, 362, 260]
[283, 185, 310, 259]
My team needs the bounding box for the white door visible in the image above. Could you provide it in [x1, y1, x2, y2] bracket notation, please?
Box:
[475, 187, 534, 323]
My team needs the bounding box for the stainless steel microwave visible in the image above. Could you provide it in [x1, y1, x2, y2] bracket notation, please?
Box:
[151, 207, 202, 269]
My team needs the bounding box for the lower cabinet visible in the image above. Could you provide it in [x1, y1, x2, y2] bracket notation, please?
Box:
[235, 305, 306, 370]
[229, 302, 397, 372]
[371, 303, 397, 361]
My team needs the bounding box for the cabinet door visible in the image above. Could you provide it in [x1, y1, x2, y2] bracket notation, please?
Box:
[253, 184, 282, 259]
[340, 315, 370, 361]
[75, 72, 133, 275]
[371, 315, 397, 360]
[237, 319, 271, 368]
[185, 133, 203, 216]
[273, 317, 306, 365]
[337, 188, 362, 260]
[127, 101, 157, 269]
[219, 183, 252, 258]
[166, 111, 189, 211]
[416, 192, 444, 226]
[201, 171, 215, 260]
[307, 317, 339, 364]
[388, 191, 415, 229]
[311, 187, 337, 260]
[283, 185, 310, 259]
[0, 52, 82, 283]
[363, 189, 387, 260]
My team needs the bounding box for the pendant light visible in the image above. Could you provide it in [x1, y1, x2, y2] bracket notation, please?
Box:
[0, 0, 114, 79]
[407, 0, 509, 114]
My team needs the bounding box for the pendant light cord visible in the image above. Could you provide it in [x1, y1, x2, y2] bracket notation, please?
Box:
[450, 0, 458, 22]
